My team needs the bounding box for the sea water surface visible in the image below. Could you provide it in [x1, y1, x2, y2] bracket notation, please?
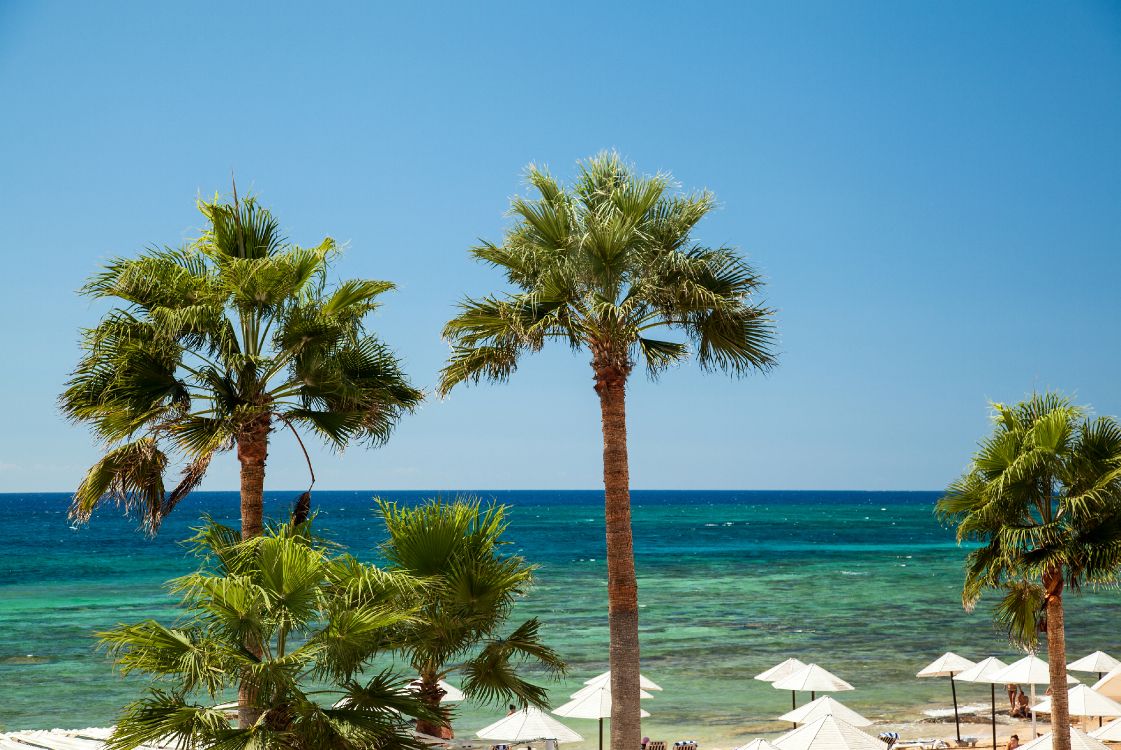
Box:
[2, 491, 1118, 744]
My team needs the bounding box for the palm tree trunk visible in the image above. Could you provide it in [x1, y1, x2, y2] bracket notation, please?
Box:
[1044, 569, 1070, 750]
[237, 415, 270, 540]
[594, 362, 641, 750]
[414, 673, 452, 739]
[236, 415, 270, 728]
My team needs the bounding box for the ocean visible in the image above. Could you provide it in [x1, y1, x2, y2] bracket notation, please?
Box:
[1, 490, 1118, 746]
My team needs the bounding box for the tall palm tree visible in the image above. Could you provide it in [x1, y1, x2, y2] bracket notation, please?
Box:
[438, 153, 776, 750]
[937, 393, 1121, 750]
[62, 193, 422, 539]
[99, 517, 437, 750]
[377, 498, 565, 738]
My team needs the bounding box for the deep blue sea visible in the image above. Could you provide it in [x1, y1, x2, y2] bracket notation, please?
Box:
[2, 490, 1118, 745]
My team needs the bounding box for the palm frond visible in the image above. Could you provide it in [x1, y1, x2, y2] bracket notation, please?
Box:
[70, 438, 169, 532]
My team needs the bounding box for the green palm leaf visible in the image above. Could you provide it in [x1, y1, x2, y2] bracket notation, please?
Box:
[103, 519, 430, 750]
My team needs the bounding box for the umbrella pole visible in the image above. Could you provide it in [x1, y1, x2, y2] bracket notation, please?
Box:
[791, 690, 797, 727]
[1031, 683, 1037, 738]
[951, 674, 962, 742]
[991, 684, 997, 750]
[1100, 673, 1105, 728]
[599, 718, 603, 750]
[811, 691, 816, 702]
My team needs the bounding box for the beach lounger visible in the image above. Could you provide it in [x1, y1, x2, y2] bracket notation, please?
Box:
[879, 732, 900, 749]
[647, 742, 667, 750]
[954, 738, 979, 748]
[893, 739, 949, 750]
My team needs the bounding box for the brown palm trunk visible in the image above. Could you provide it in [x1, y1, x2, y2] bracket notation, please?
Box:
[238, 415, 269, 540]
[595, 362, 641, 750]
[415, 673, 454, 739]
[236, 415, 270, 728]
[1044, 570, 1070, 750]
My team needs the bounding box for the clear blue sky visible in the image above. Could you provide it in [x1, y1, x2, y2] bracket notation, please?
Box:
[2, 1, 1119, 493]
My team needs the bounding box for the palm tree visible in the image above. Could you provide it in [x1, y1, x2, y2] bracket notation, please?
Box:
[937, 393, 1121, 750]
[61, 192, 422, 539]
[99, 518, 437, 749]
[437, 153, 776, 750]
[377, 498, 565, 738]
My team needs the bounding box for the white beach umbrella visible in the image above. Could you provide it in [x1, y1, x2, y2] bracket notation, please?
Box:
[568, 681, 654, 702]
[1092, 666, 1121, 701]
[1031, 684, 1121, 718]
[1090, 716, 1121, 741]
[778, 696, 872, 727]
[993, 655, 1079, 738]
[1070, 652, 1121, 680]
[995, 654, 1079, 685]
[773, 715, 884, 750]
[582, 670, 663, 691]
[0, 736, 89, 750]
[954, 656, 1010, 750]
[553, 681, 652, 750]
[1018, 728, 1111, 750]
[736, 739, 782, 750]
[757, 658, 811, 712]
[757, 658, 811, 683]
[477, 706, 583, 744]
[773, 664, 854, 701]
[917, 652, 976, 742]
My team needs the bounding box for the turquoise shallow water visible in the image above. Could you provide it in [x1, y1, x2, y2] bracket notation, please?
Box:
[2, 490, 1119, 745]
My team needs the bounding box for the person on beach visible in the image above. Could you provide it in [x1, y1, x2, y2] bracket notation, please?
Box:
[507, 704, 517, 716]
[1017, 690, 1030, 717]
[1007, 735, 1020, 750]
[1007, 684, 1018, 715]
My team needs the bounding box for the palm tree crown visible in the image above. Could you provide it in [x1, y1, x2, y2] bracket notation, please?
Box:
[438, 151, 776, 394]
[62, 195, 422, 533]
[377, 498, 565, 736]
[937, 393, 1121, 634]
[99, 518, 436, 750]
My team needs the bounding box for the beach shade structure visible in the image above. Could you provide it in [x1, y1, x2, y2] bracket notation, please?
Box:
[773, 664, 855, 702]
[773, 715, 885, 750]
[0, 736, 84, 750]
[954, 656, 1010, 750]
[736, 739, 782, 750]
[778, 696, 872, 727]
[478, 705, 583, 744]
[993, 654, 1079, 739]
[1018, 728, 1111, 750]
[1069, 652, 1121, 681]
[1032, 683, 1121, 729]
[1093, 666, 1121, 701]
[757, 658, 812, 683]
[4, 732, 213, 750]
[582, 670, 663, 692]
[757, 658, 811, 711]
[1090, 716, 1121, 741]
[553, 681, 653, 750]
[408, 678, 466, 702]
[917, 652, 976, 742]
